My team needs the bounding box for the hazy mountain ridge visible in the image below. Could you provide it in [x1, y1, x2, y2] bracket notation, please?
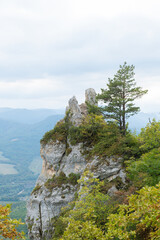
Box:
[129, 112, 160, 133]
[0, 108, 64, 124]
[0, 111, 64, 201]
[0, 108, 159, 201]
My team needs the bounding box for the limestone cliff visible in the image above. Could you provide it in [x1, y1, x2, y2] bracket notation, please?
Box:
[26, 89, 126, 240]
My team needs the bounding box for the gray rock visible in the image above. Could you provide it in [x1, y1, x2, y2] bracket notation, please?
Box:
[87, 156, 123, 180]
[85, 88, 97, 106]
[26, 89, 126, 240]
[68, 96, 82, 126]
[59, 143, 86, 176]
[107, 185, 118, 196]
[40, 141, 66, 178]
[26, 183, 77, 240]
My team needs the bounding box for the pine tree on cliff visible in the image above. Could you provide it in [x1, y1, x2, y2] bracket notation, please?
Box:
[97, 62, 148, 135]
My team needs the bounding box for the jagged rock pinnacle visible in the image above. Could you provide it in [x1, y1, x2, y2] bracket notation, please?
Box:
[85, 88, 97, 106]
[67, 88, 97, 126]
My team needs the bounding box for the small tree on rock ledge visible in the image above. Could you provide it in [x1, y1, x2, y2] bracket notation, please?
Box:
[97, 62, 148, 135]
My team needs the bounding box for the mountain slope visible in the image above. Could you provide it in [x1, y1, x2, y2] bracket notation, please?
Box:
[0, 114, 64, 201]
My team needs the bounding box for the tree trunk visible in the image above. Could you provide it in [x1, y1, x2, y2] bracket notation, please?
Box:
[122, 86, 126, 135]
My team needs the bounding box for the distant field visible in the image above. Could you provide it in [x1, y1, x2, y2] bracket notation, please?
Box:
[0, 112, 64, 200]
[29, 156, 42, 174]
[0, 151, 10, 162]
[0, 163, 18, 175]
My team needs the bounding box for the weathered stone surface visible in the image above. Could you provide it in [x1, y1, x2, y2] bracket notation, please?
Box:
[26, 183, 77, 240]
[59, 143, 86, 176]
[85, 88, 97, 106]
[87, 156, 123, 180]
[68, 96, 82, 126]
[67, 88, 97, 126]
[79, 103, 88, 116]
[26, 142, 126, 239]
[107, 185, 118, 196]
[40, 141, 66, 178]
[26, 89, 126, 240]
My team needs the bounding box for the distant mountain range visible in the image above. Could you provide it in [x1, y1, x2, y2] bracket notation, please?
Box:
[128, 112, 160, 133]
[0, 108, 64, 201]
[0, 107, 64, 124]
[0, 108, 159, 201]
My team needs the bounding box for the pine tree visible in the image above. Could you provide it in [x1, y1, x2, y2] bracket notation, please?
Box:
[97, 62, 148, 134]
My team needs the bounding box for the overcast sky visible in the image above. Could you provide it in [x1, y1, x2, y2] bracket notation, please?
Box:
[0, 0, 160, 112]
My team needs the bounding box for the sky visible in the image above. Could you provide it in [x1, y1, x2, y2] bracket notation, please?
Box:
[0, 0, 160, 112]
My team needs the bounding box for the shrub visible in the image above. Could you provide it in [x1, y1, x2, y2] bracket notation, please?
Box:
[139, 118, 160, 152]
[127, 148, 160, 188]
[69, 113, 106, 147]
[69, 114, 126, 158]
[40, 111, 71, 145]
[40, 120, 67, 145]
[60, 171, 109, 240]
[31, 184, 42, 194]
[44, 172, 68, 190]
[0, 204, 25, 239]
[106, 183, 160, 239]
[44, 172, 80, 191]
[68, 173, 80, 185]
[52, 217, 68, 240]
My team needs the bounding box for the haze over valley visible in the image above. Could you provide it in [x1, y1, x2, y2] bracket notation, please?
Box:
[0, 108, 64, 201]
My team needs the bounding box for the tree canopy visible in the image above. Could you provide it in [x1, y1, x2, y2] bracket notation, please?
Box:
[59, 171, 109, 240]
[0, 204, 25, 239]
[97, 62, 148, 134]
[106, 183, 160, 239]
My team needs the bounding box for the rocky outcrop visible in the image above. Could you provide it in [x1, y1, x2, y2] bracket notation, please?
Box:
[67, 88, 96, 126]
[85, 88, 97, 106]
[26, 141, 87, 239]
[26, 88, 126, 240]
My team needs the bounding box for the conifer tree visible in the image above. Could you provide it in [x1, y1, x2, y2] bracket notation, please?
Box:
[97, 62, 148, 134]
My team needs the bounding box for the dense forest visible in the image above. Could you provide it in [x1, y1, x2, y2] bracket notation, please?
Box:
[1, 63, 160, 239]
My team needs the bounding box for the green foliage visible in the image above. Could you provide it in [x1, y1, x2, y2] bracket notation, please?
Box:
[122, 130, 141, 161]
[53, 174, 160, 240]
[42, 109, 141, 161]
[44, 172, 68, 190]
[97, 62, 148, 134]
[41, 111, 71, 145]
[69, 113, 125, 158]
[10, 201, 28, 238]
[139, 118, 160, 152]
[65, 147, 72, 156]
[86, 101, 102, 115]
[127, 119, 160, 188]
[127, 148, 160, 188]
[106, 183, 160, 239]
[69, 113, 106, 147]
[40, 120, 67, 144]
[90, 121, 124, 157]
[61, 220, 105, 240]
[31, 184, 41, 194]
[60, 171, 109, 239]
[0, 204, 25, 239]
[52, 217, 68, 240]
[44, 172, 80, 191]
[68, 173, 81, 185]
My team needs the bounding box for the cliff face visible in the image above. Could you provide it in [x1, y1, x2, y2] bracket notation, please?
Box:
[26, 88, 126, 240]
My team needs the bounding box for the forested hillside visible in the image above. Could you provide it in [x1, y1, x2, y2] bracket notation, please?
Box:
[0, 112, 64, 201]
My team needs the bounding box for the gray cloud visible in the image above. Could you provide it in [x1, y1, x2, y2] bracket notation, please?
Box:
[0, 0, 160, 111]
